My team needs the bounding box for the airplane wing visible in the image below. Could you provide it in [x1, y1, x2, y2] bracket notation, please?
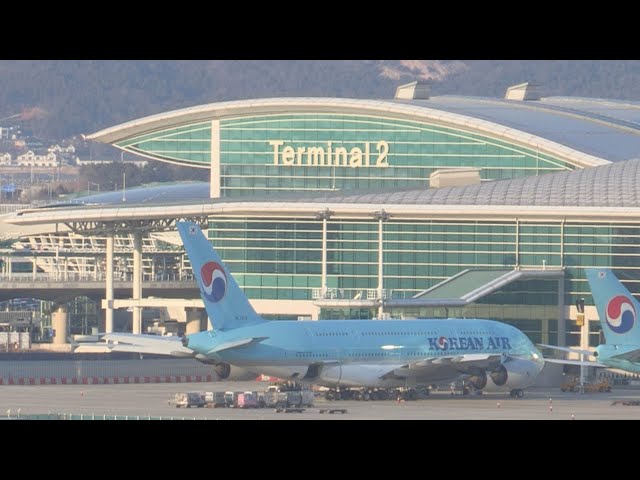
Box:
[206, 336, 269, 354]
[537, 343, 607, 367]
[382, 353, 506, 380]
[90, 333, 196, 357]
[543, 358, 608, 367]
[84, 333, 270, 357]
[538, 343, 594, 356]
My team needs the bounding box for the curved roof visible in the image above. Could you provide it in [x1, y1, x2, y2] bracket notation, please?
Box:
[87, 97, 613, 169]
[9, 159, 640, 230]
[74, 182, 210, 206]
[297, 158, 640, 208]
[417, 95, 640, 162]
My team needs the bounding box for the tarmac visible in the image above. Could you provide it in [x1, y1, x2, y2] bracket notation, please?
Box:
[3, 381, 640, 419]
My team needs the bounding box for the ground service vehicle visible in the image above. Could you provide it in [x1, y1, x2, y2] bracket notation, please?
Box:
[263, 385, 314, 408]
[174, 392, 206, 408]
[204, 391, 226, 407]
[561, 378, 611, 393]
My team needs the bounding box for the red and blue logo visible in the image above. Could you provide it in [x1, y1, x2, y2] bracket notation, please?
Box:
[437, 336, 449, 351]
[606, 295, 636, 334]
[200, 262, 227, 303]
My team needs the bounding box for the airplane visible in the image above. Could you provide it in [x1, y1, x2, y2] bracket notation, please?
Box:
[540, 268, 640, 374]
[101, 221, 545, 399]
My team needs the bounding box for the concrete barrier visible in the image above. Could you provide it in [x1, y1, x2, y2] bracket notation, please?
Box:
[0, 358, 218, 386]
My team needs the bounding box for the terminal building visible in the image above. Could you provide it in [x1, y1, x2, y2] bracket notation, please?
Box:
[6, 81, 640, 353]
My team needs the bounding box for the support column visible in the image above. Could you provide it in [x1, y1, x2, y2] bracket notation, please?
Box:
[557, 278, 565, 346]
[316, 209, 332, 298]
[322, 215, 327, 297]
[132, 232, 142, 334]
[185, 307, 205, 334]
[541, 318, 549, 345]
[32, 256, 37, 280]
[55, 245, 60, 280]
[210, 119, 220, 199]
[580, 312, 590, 386]
[374, 210, 390, 319]
[105, 234, 114, 334]
[52, 306, 68, 345]
[515, 219, 520, 268]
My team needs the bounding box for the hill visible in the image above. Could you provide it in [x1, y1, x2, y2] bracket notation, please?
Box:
[1, 60, 640, 140]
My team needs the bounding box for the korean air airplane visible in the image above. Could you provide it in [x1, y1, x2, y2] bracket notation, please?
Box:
[541, 268, 640, 374]
[103, 222, 545, 399]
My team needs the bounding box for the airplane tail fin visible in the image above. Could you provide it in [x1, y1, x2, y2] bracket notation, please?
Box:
[585, 268, 640, 345]
[177, 221, 265, 331]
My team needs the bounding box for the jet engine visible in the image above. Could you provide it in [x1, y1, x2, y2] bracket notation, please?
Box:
[467, 368, 487, 390]
[193, 356, 231, 379]
[214, 362, 231, 379]
[482, 358, 542, 392]
[489, 364, 508, 386]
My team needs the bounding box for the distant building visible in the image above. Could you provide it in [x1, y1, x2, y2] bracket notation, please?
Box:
[16, 150, 58, 167]
[0, 126, 20, 141]
[24, 139, 44, 150]
[48, 144, 75, 154]
[76, 158, 147, 168]
[75, 158, 114, 166]
[0, 153, 11, 165]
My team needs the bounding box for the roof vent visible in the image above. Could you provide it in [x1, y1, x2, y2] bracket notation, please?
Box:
[505, 82, 540, 101]
[395, 81, 430, 100]
[429, 168, 481, 189]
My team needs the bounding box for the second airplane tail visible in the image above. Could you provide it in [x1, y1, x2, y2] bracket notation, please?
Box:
[177, 221, 265, 331]
[585, 268, 640, 345]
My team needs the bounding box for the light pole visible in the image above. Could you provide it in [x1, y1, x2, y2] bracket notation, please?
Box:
[47, 173, 54, 203]
[88, 181, 100, 195]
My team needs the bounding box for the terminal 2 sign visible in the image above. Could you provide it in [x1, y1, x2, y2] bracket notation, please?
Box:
[269, 140, 390, 168]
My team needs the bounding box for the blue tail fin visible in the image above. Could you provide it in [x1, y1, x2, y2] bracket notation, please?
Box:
[177, 221, 265, 331]
[585, 268, 640, 345]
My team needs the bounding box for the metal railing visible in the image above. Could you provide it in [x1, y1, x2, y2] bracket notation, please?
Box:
[0, 272, 195, 283]
[6, 412, 211, 420]
[312, 288, 400, 300]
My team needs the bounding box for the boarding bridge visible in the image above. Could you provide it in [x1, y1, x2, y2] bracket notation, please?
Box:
[313, 267, 565, 309]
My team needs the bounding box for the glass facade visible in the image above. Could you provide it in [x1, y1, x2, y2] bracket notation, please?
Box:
[116, 122, 211, 167]
[219, 114, 574, 197]
[209, 216, 640, 345]
[211, 218, 640, 301]
[113, 112, 577, 196]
